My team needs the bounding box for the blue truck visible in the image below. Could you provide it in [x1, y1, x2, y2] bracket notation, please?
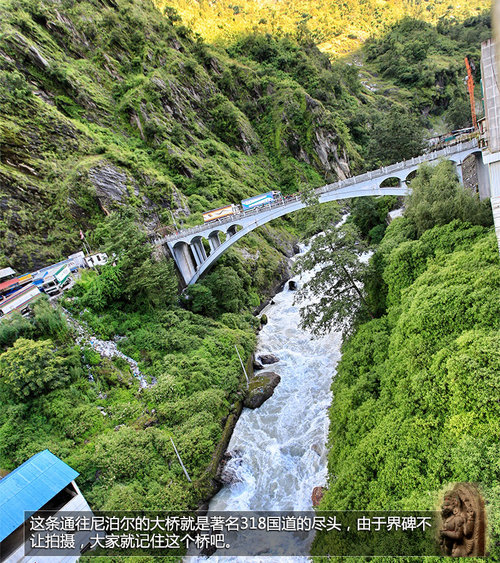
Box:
[241, 191, 282, 210]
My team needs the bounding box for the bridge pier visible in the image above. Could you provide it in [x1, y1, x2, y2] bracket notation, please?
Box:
[172, 242, 197, 285]
[455, 162, 464, 185]
[476, 154, 491, 200]
[208, 232, 221, 253]
[192, 238, 207, 266]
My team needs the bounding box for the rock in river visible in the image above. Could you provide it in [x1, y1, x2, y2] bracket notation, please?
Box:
[258, 353, 280, 365]
[253, 358, 264, 370]
[244, 372, 281, 409]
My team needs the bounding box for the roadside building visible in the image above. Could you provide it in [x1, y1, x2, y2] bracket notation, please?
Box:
[0, 450, 93, 563]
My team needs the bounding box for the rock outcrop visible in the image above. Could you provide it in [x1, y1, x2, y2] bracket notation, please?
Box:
[244, 371, 281, 409]
[217, 449, 244, 484]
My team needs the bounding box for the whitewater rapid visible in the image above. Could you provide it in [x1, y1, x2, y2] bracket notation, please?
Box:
[194, 244, 344, 560]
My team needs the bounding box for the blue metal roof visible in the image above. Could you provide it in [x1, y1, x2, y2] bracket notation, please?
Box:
[0, 449, 79, 542]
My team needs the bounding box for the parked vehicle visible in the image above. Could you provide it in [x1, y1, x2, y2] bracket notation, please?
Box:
[67, 251, 86, 270]
[0, 284, 41, 319]
[0, 267, 15, 282]
[203, 205, 240, 223]
[241, 191, 281, 210]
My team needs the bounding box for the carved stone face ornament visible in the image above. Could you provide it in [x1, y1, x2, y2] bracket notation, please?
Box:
[438, 484, 486, 557]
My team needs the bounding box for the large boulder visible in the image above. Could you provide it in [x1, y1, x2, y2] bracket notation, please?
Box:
[217, 449, 244, 485]
[258, 354, 280, 365]
[244, 372, 281, 409]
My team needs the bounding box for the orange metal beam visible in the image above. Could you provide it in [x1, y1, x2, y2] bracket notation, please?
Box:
[465, 57, 478, 130]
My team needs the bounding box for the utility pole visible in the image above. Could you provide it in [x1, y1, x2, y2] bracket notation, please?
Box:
[234, 344, 249, 389]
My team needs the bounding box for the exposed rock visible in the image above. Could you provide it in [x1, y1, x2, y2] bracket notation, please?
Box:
[311, 443, 322, 456]
[244, 371, 281, 409]
[313, 128, 350, 180]
[28, 45, 50, 69]
[288, 280, 297, 290]
[217, 449, 243, 484]
[89, 164, 129, 206]
[201, 544, 217, 557]
[253, 359, 264, 370]
[258, 354, 280, 365]
[312, 486, 326, 507]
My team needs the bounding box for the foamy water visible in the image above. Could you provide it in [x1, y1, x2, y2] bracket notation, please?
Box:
[188, 239, 345, 562]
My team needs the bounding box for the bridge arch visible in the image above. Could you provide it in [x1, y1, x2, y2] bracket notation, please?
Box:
[380, 176, 403, 188]
[161, 139, 481, 285]
[174, 184, 407, 285]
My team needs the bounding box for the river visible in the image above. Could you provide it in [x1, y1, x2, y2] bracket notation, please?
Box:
[192, 243, 344, 560]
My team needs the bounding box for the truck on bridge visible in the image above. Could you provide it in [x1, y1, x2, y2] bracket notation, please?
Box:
[241, 191, 282, 210]
[202, 191, 283, 223]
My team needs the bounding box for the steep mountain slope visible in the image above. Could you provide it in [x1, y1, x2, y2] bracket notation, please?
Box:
[0, 0, 364, 273]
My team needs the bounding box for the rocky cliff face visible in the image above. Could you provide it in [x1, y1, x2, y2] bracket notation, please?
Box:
[0, 0, 358, 272]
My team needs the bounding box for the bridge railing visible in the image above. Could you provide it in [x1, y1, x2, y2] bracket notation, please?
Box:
[158, 195, 304, 243]
[159, 139, 478, 244]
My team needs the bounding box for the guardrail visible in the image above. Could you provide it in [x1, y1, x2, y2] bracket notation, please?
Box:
[157, 139, 478, 244]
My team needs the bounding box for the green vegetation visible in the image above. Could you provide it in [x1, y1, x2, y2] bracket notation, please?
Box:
[363, 14, 491, 130]
[294, 205, 372, 336]
[0, 0, 363, 274]
[405, 161, 492, 236]
[0, 0, 496, 541]
[156, 0, 488, 57]
[0, 277, 257, 513]
[315, 163, 499, 555]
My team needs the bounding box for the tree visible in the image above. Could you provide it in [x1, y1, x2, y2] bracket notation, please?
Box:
[84, 211, 179, 310]
[204, 266, 251, 314]
[350, 195, 398, 241]
[184, 284, 217, 316]
[446, 95, 472, 130]
[293, 221, 373, 336]
[405, 161, 492, 236]
[367, 108, 425, 166]
[0, 338, 72, 400]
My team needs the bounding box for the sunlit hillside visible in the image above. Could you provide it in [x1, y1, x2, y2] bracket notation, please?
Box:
[155, 0, 490, 56]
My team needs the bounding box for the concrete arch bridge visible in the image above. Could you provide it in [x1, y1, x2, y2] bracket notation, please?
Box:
[156, 139, 483, 285]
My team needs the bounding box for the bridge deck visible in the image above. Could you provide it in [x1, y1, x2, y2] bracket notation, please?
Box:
[157, 138, 480, 285]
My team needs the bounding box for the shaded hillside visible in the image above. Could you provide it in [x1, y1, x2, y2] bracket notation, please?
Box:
[360, 14, 491, 130]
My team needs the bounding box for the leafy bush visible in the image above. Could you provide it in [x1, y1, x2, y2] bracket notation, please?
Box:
[0, 338, 78, 400]
[320, 221, 500, 557]
[405, 161, 492, 236]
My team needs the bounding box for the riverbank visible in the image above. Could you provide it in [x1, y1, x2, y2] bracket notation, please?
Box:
[205, 246, 342, 519]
